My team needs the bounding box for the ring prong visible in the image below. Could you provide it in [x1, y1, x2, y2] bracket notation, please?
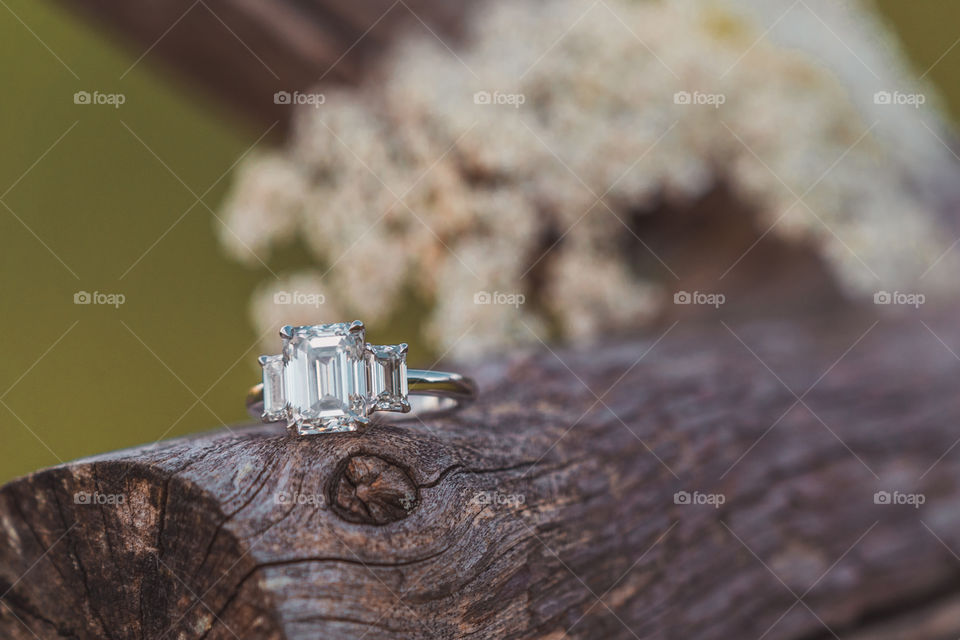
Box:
[280, 325, 294, 339]
[257, 355, 270, 366]
[398, 343, 409, 355]
[349, 320, 365, 334]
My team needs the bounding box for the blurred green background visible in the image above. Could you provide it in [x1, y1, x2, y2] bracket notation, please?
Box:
[0, 0, 957, 483]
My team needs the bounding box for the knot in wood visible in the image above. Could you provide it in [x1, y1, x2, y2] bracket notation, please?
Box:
[331, 455, 419, 525]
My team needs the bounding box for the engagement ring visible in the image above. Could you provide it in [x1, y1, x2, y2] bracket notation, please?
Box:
[246, 321, 476, 435]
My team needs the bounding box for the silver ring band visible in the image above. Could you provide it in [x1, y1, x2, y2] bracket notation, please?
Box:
[246, 369, 476, 420]
[247, 322, 477, 435]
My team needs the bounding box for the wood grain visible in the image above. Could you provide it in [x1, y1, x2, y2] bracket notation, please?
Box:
[2, 311, 960, 638]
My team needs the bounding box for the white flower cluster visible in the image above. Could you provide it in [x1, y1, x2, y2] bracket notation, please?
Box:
[220, 0, 956, 358]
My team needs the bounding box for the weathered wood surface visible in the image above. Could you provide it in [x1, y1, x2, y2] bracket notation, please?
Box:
[57, 0, 468, 130]
[2, 310, 960, 639]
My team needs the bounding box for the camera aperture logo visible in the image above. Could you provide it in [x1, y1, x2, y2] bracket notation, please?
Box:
[674, 490, 725, 509]
[274, 491, 325, 506]
[274, 290, 325, 308]
[673, 90, 725, 108]
[674, 290, 725, 308]
[874, 490, 924, 509]
[74, 491, 125, 505]
[470, 491, 525, 508]
[473, 90, 525, 108]
[873, 290, 924, 309]
[74, 290, 125, 308]
[274, 90, 326, 108]
[873, 90, 925, 108]
[73, 90, 126, 108]
[474, 290, 525, 308]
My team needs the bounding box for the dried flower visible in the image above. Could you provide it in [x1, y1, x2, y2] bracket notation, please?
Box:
[221, 0, 957, 358]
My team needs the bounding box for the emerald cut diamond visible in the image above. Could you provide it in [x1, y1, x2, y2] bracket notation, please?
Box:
[280, 321, 368, 434]
[256, 321, 421, 434]
[366, 343, 410, 412]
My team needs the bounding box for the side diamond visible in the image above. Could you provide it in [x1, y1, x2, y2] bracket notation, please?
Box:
[366, 343, 410, 412]
[259, 354, 286, 422]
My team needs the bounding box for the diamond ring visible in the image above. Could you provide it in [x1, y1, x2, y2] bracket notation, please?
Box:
[245, 321, 477, 435]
